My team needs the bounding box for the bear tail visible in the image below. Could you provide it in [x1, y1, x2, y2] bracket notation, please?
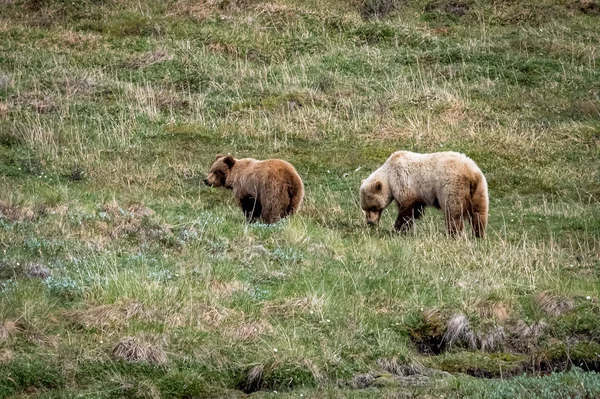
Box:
[287, 173, 304, 216]
[469, 173, 488, 238]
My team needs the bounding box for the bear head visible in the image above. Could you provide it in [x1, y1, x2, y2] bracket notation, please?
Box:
[360, 178, 392, 226]
[204, 154, 236, 188]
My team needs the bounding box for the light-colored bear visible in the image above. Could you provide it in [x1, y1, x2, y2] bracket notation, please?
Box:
[359, 151, 488, 237]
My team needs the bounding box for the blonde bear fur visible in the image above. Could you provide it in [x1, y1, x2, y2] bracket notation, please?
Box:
[204, 154, 304, 224]
[360, 151, 488, 237]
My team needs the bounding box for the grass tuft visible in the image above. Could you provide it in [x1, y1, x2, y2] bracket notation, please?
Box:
[112, 335, 168, 365]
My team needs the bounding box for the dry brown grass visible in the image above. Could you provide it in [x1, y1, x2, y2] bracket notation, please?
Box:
[473, 298, 511, 322]
[239, 364, 264, 393]
[227, 320, 273, 340]
[376, 357, 423, 376]
[168, 0, 251, 21]
[262, 295, 324, 317]
[208, 280, 245, 298]
[69, 301, 148, 331]
[535, 291, 575, 316]
[0, 348, 13, 364]
[94, 201, 172, 241]
[510, 319, 548, 350]
[126, 49, 173, 69]
[0, 321, 19, 342]
[112, 335, 168, 365]
[0, 201, 36, 222]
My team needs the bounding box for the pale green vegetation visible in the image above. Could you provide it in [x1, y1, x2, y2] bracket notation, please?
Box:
[0, 0, 599, 397]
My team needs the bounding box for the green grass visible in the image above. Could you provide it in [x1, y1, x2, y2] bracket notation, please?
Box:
[1, 0, 599, 397]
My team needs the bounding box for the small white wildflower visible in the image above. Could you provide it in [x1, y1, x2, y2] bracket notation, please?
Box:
[273, 348, 278, 352]
[326, 319, 330, 323]
[586, 296, 591, 300]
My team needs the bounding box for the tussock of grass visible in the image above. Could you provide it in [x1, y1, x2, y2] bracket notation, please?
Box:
[0, 322, 18, 342]
[112, 335, 168, 365]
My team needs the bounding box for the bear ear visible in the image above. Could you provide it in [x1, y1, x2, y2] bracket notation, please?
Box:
[215, 153, 225, 161]
[223, 155, 236, 168]
[374, 180, 382, 191]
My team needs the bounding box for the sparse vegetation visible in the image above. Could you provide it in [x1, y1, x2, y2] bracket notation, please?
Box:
[0, 0, 599, 397]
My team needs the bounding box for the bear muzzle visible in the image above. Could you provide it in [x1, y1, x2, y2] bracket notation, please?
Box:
[364, 210, 382, 226]
[203, 178, 209, 185]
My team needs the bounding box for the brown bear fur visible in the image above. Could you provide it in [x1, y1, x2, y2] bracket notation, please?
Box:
[204, 154, 304, 224]
[360, 151, 488, 237]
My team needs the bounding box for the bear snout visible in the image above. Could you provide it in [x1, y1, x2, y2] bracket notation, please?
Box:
[367, 220, 377, 227]
[203, 178, 209, 185]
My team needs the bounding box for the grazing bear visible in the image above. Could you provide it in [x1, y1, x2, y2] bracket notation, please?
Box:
[359, 151, 488, 237]
[204, 154, 304, 224]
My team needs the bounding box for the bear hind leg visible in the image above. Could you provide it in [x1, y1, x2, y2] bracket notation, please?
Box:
[469, 181, 488, 238]
[260, 199, 288, 225]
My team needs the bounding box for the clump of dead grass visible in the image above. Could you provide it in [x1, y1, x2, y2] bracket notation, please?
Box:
[535, 291, 575, 316]
[238, 364, 264, 393]
[376, 357, 423, 376]
[228, 320, 273, 341]
[262, 295, 324, 317]
[112, 334, 167, 365]
[0, 201, 36, 222]
[126, 49, 173, 69]
[0, 321, 19, 342]
[209, 280, 245, 298]
[443, 313, 473, 348]
[169, 0, 252, 21]
[96, 201, 172, 242]
[509, 319, 548, 351]
[350, 372, 376, 389]
[473, 298, 511, 322]
[69, 301, 148, 331]
[0, 349, 13, 364]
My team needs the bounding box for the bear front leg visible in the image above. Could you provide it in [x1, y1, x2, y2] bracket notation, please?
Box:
[240, 196, 262, 223]
[394, 202, 425, 232]
[444, 211, 465, 237]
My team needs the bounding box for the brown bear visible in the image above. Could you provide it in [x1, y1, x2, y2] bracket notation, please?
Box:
[204, 154, 304, 224]
[359, 151, 488, 237]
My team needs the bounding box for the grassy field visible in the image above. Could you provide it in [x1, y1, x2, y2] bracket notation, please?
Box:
[1, 0, 599, 397]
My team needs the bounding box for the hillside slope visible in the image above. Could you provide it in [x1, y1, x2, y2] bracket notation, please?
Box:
[1, 0, 599, 397]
